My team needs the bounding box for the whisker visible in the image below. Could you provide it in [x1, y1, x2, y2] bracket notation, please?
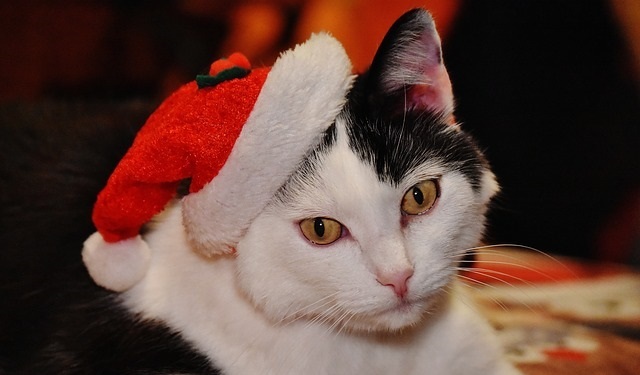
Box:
[294, 304, 354, 371]
[278, 291, 340, 326]
[458, 266, 542, 288]
[336, 311, 356, 337]
[305, 303, 342, 331]
[442, 282, 490, 315]
[451, 277, 510, 312]
[268, 294, 346, 371]
[275, 296, 344, 373]
[456, 273, 503, 292]
[457, 259, 558, 283]
[327, 309, 352, 336]
[460, 251, 542, 274]
[456, 268, 540, 312]
[464, 244, 578, 278]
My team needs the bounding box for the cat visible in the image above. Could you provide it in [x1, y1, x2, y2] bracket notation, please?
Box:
[0, 8, 521, 375]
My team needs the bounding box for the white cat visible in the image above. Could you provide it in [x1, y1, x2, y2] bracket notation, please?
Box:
[122, 8, 519, 375]
[0, 8, 521, 375]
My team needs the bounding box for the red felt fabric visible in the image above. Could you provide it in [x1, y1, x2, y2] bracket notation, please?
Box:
[92, 67, 270, 243]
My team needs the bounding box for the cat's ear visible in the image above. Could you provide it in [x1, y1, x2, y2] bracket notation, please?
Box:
[365, 8, 454, 120]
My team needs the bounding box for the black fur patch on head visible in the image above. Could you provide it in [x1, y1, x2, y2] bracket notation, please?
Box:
[343, 76, 487, 189]
[335, 7, 487, 189]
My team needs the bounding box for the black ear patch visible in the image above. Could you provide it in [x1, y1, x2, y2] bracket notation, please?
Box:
[363, 8, 454, 119]
[343, 9, 486, 189]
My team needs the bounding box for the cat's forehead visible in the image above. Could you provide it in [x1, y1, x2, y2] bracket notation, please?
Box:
[275, 76, 489, 207]
[332, 115, 447, 187]
[337, 85, 486, 189]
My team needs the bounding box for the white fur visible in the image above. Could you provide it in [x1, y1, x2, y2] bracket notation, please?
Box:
[122, 119, 520, 374]
[182, 32, 354, 257]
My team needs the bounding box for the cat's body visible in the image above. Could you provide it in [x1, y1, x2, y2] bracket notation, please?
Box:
[1, 9, 520, 375]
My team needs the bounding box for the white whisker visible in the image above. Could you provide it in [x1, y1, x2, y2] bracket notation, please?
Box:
[277, 291, 341, 326]
[456, 268, 541, 312]
[465, 243, 577, 278]
[336, 312, 356, 337]
[458, 259, 558, 283]
[454, 274, 511, 312]
[457, 266, 540, 288]
[326, 309, 352, 336]
[441, 282, 488, 315]
[305, 303, 342, 331]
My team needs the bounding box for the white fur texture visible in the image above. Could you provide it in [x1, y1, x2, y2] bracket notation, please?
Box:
[122, 119, 519, 374]
[182, 32, 354, 256]
[82, 233, 150, 292]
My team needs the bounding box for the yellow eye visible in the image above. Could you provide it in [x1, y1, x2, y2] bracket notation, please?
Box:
[401, 179, 439, 215]
[300, 217, 343, 245]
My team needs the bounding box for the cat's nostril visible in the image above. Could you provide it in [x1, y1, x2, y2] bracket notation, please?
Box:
[376, 268, 414, 298]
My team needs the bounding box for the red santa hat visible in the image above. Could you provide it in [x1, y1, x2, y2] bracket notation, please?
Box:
[82, 33, 354, 292]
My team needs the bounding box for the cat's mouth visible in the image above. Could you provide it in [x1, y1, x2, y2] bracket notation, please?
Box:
[338, 293, 445, 333]
[342, 303, 424, 333]
[390, 298, 422, 313]
[362, 275, 452, 327]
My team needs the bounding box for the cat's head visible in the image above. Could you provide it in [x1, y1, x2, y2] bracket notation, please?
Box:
[234, 9, 499, 333]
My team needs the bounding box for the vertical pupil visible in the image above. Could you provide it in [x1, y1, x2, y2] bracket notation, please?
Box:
[314, 218, 325, 237]
[412, 187, 424, 205]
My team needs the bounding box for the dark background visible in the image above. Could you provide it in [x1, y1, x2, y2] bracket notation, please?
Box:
[444, 1, 640, 263]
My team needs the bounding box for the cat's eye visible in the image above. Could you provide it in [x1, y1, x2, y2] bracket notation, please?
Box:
[401, 179, 439, 215]
[299, 217, 343, 245]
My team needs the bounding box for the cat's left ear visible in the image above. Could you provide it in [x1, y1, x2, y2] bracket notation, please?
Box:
[365, 8, 454, 122]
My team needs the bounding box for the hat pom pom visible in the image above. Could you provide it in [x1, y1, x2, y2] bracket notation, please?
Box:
[82, 232, 151, 292]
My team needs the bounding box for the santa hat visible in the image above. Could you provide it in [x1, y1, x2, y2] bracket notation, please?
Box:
[82, 33, 354, 292]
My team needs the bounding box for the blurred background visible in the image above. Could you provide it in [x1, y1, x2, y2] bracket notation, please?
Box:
[1, 0, 638, 264]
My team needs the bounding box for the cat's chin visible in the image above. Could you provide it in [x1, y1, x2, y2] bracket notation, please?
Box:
[351, 301, 429, 333]
[328, 293, 446, 334]
[353, 285, 453, 333]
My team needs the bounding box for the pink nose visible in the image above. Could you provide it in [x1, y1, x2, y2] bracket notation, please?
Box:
[376, 268, 414, 298]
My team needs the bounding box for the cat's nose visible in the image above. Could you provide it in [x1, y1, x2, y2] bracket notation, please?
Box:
[376, 268, 414, 298]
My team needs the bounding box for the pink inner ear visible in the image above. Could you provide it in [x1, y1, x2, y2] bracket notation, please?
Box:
[407, 64, 454, 123]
